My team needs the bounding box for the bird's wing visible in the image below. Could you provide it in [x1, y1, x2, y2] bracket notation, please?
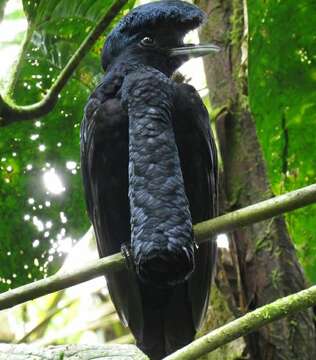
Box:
[172, 82, 218, 330]
[80, 82, 143, 336]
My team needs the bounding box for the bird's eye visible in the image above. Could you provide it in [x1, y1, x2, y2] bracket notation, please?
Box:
[140, 36, 155, 47]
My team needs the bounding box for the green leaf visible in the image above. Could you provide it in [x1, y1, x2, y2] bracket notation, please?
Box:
[248, 0, 316, 282]
[0, 0, 135, 291]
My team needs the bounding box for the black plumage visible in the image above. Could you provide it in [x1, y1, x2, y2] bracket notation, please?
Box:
[80, 1, 219, 359]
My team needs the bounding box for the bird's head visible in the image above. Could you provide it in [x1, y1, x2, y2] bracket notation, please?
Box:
[102, 0, 219, 76]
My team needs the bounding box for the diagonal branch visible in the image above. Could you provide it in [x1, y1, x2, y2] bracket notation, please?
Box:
[0, 0, 129, 125]
[0, 183, 315, 310]
[163, 283, 316, 360]
[193, 183, 316, 242]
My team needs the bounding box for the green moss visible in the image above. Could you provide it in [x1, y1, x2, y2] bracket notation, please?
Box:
[255, 220, 274, 253]
[198, 286, 246, 360]
[230, 0, 244, 47]
[271, 269, 283, 289]
[255, 236, 271, 253]
[210, 102, 231, 122]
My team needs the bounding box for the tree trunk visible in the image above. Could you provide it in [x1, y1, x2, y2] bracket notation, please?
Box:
[196, 0, 316, 359]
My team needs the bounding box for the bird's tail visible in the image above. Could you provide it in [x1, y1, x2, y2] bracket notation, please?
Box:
[136, 283, 195, 360]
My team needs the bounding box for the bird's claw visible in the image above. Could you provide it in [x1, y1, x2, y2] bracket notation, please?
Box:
[121, 243, 135, 273]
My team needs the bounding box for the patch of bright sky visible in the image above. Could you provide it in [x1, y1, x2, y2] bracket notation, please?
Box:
[61, 227, 106, 298]
[217, 233, 229, 249]
[42, 168, 66, 195]
[0, 0, 27, 90]
[179, 30, 209, 98]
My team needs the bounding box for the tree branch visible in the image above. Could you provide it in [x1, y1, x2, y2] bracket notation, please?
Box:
[0, 183, 315, 310]
[0, 344, 147, 359]
[0, 0, 129, 125]
[0, 252, 124, 310]
[194, 183, 316, 242]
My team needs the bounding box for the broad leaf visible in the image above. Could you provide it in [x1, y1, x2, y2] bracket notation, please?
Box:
[248, 0, 316, 282]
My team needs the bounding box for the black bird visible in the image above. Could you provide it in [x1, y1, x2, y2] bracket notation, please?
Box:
[81, 1, 219, 358]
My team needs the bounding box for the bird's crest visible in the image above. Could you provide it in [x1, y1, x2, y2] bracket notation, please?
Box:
[115, 0, 206, 34]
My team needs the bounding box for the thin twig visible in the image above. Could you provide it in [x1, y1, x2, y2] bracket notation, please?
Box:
[34, 313, 119, 347]
[108, 333, 135, 345]
[15, 296, 77, 343]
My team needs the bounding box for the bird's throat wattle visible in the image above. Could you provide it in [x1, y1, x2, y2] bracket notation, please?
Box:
[123, 68, 195, 287]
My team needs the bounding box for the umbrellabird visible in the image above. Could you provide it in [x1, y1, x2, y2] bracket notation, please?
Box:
[80, 1, 219, 358]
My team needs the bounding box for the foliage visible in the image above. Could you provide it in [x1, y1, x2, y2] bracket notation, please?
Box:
[0, 0, 134, 291]
[0, 284, 132, 349]
[248, 0, 316, 282]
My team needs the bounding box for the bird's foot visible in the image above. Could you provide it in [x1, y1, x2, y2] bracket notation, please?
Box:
[121, 243, 135, 273]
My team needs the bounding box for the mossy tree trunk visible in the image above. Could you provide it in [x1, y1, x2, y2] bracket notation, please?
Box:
[196, 0, 316, 358]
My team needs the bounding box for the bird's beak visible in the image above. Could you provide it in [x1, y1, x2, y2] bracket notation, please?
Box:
[168, 44, 220, 59]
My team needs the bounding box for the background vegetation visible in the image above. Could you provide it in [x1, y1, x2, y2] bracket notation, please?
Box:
[0, 0, 315, 358]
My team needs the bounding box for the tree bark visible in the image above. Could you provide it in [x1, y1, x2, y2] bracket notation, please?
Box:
[196, 0, 316, 359]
